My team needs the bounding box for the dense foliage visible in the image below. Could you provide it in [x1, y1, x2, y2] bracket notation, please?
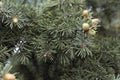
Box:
[0, 0, 120, 80]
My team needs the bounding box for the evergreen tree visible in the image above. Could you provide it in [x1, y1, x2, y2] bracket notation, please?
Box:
[0, 0, 119, 80]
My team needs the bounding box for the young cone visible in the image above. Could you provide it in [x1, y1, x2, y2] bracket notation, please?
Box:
[3, 73, 16, 80]
[88, 29, 96, 35]
[82, 23, 90, 30]
[12, 17, 18, 23]
[82, 10, 89, 17]
[92, 18, 100, 25]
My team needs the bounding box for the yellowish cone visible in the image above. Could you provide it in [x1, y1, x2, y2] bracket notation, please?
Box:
[12, 17, 18, 23]
[82, 10, 89, 17]
[82, 23, 90, 30]
[92, 18, 100, 25]
[88, 29, 96, 35]
[3, 73, 16, 80]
